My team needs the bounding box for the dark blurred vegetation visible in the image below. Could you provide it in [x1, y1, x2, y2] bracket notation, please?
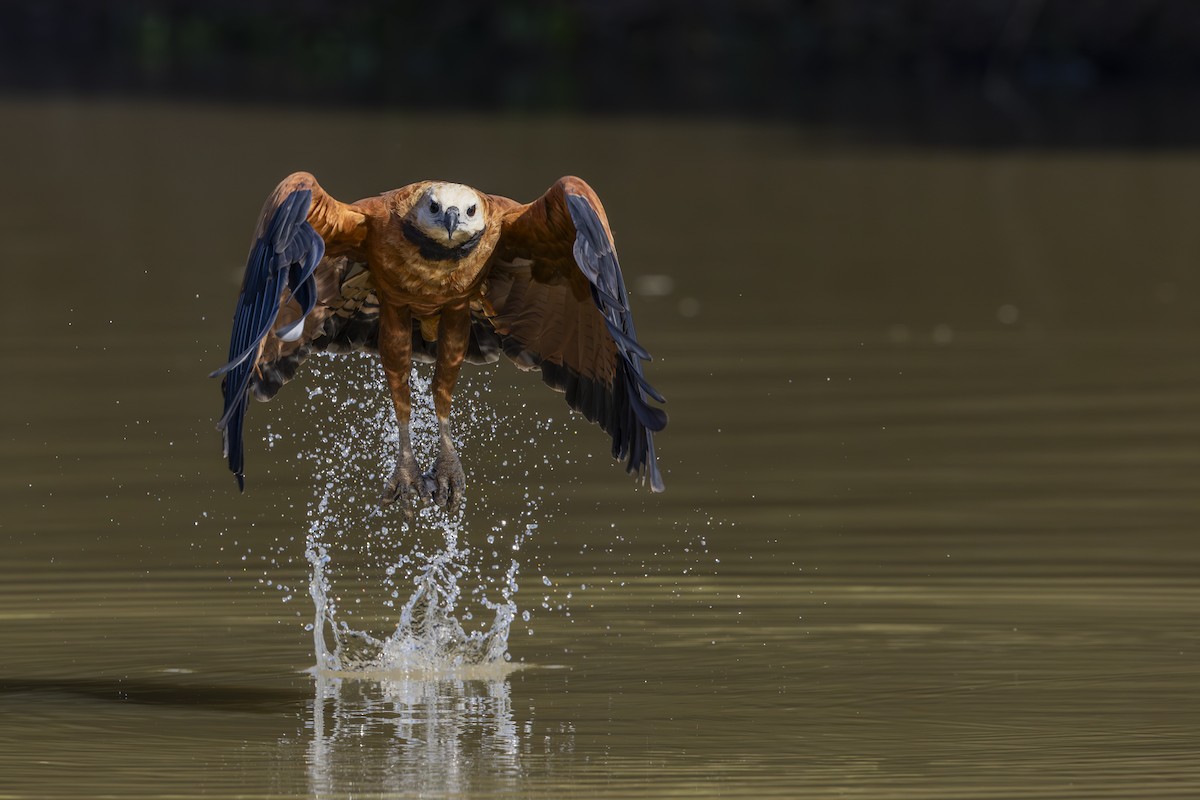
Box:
[5, 0, 1200, 145]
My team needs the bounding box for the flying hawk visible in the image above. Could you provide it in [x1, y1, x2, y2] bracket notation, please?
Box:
[212, 172, 666, 513]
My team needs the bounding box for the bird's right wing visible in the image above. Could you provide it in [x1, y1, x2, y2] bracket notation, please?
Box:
[210, 172, 370, 490]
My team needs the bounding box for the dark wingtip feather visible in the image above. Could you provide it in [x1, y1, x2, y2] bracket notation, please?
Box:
[214, 188, 322, 489]
[561, 190, 668, 490]
[647, 445, 665, 493]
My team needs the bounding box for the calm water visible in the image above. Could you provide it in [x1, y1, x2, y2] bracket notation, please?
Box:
[2, 100, 1199, 798]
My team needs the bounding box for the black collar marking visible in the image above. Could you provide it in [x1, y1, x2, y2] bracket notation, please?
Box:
[402, 219, 484, 262]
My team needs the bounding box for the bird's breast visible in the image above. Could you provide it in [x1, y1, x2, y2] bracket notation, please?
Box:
[368, 239, 496, 312]
[363, 215, 504, 310]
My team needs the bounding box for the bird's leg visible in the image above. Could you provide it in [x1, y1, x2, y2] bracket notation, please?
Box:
[378, 304, 428, 514]
[426, 302, 470, 513]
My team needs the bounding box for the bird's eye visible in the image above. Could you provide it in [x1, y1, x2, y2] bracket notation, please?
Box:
[466, 204, 477, 217]
[429, 201, 440, 214]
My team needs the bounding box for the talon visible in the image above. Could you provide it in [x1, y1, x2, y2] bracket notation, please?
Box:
[424, 468, 447, 510]
[379, 450, 425, 519]
[446, 469, 465, 514]
[421, 472, 440, 506]
[378, 473, 402, 506]
[426, 446, 466, 514]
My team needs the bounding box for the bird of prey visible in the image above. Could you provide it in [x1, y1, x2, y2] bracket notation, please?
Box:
[212, 172, 666, 514]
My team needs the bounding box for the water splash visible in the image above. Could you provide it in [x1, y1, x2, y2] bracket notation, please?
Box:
[306, 523, 522, 677]
[295, 352, 548, 677]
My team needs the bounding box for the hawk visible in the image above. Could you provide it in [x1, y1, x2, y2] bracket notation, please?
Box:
[212, 172, 666, 514]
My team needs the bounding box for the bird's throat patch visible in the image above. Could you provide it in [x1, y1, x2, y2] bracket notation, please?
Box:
[402, 220, 484, 262]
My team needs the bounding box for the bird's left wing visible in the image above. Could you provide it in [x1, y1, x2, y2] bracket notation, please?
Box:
[210, 172, 368, 490]
[484, 177, 667, 491]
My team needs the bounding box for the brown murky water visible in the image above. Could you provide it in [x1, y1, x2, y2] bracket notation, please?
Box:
[1, 101, 1199, 798]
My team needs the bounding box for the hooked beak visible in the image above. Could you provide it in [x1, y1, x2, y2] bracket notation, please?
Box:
[443, 206, 460, 241]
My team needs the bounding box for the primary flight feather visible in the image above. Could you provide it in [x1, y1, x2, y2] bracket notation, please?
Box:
[212, 172, 666, 513]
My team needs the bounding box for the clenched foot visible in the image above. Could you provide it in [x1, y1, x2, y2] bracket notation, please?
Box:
[379, 448, 430, 521]
[425, 445, 466, 514]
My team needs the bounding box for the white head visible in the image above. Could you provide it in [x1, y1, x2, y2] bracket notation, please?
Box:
[410, 183, 486, 245]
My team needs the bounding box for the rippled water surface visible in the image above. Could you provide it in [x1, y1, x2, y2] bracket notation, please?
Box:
[2, 101, 1199, 798]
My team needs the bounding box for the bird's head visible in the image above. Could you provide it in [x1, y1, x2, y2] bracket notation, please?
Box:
[409, 183, 486, 246]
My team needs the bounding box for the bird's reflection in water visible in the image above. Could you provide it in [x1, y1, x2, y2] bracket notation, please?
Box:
[303, 673, 525, 798]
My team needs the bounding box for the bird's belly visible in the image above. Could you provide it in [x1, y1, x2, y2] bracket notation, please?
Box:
[371, 260, 486, 312]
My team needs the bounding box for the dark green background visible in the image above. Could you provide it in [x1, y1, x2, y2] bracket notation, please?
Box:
[5, 0, 1200, 145]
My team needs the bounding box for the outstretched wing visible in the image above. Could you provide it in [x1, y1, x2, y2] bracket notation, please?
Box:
[485, 176, 667, 491]
[210, 172, 368, 490]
